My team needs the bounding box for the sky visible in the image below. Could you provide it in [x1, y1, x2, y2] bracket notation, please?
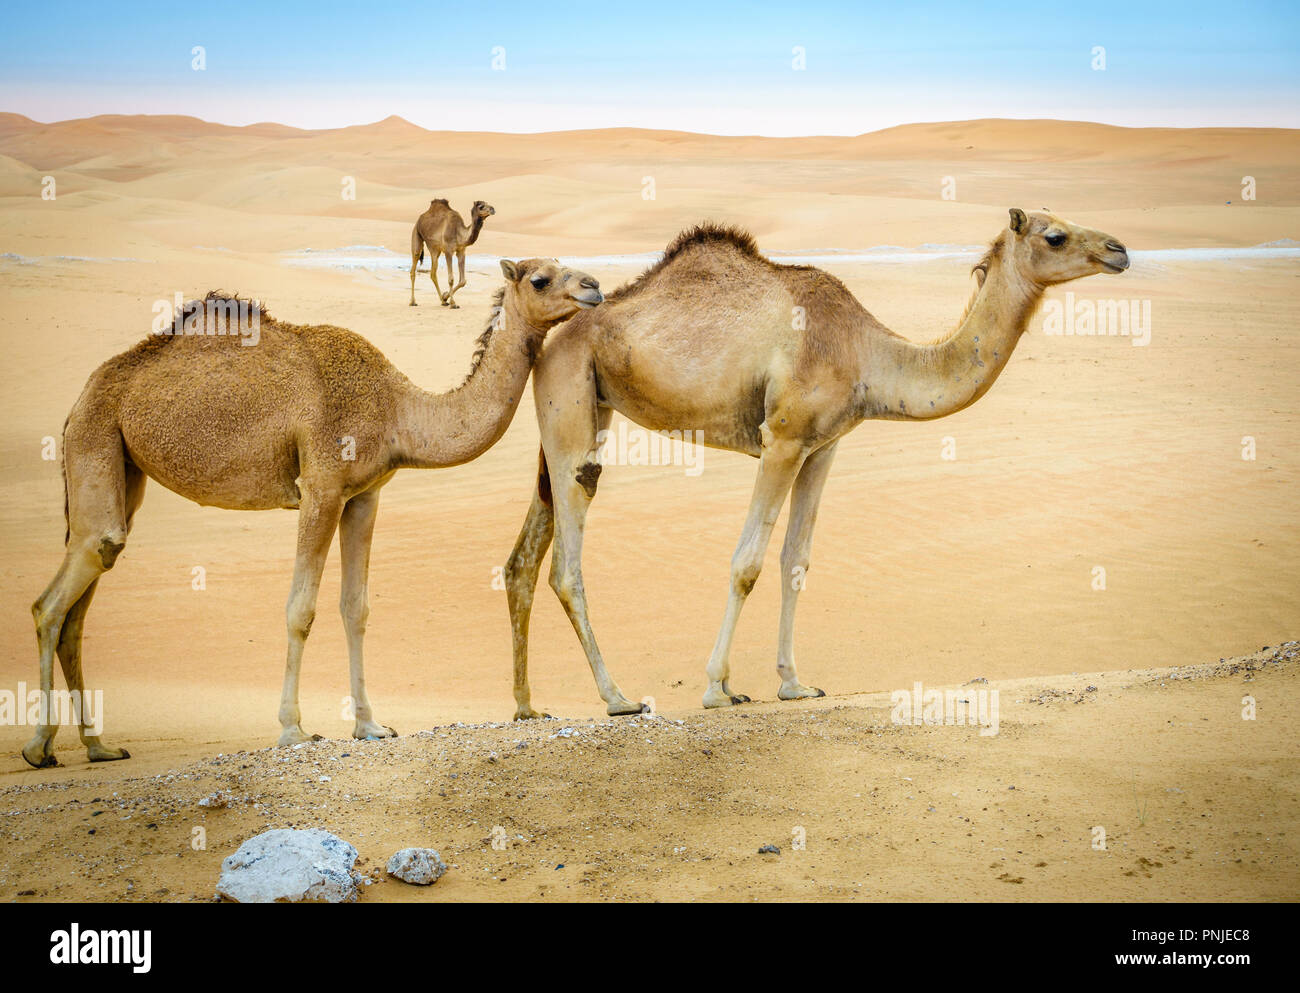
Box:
[1, 1, 1297, 135]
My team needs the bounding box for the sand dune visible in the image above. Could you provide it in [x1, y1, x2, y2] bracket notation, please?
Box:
[3, 114, 1297, 249]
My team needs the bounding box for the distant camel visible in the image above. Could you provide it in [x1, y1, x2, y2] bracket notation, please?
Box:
[409, 199, 496, 308]
[23, 259, 602, 768]
[504, 209, 1129, 718]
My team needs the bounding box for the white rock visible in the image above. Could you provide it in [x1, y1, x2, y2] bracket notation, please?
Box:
[387, 848, 448, 886]
[216, 828, 360, 903]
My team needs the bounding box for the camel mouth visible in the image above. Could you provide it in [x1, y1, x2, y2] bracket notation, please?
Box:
[571, 290, 604, 309]
[1095, 254, 1129, 274]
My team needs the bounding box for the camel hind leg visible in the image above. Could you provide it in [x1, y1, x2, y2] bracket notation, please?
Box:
[53, 579, 129, 762]
[23, 449, 141, 768]
[504, 449, 557, 720]
[409, 227, 423, 306]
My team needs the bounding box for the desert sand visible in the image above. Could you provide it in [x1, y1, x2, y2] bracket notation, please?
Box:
[0, 114, 1296, 900]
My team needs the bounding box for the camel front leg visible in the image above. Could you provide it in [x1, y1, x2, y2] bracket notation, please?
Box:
[776, 440, 836, 701]
[702, 432, 806, 708]
[453, 250, 468, 296]
[443, 253, 460, 307]
[278, 490, 343, 746]
[339, 487, 395, 740]
[547, 427, 646, 716]
[428, 249, 446, 305]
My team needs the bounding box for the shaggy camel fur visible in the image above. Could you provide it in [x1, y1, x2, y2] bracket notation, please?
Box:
[24, 260, 601, 768]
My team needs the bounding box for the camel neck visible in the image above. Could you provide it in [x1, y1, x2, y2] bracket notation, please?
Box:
[395, 300, 545, 468]
[862, 253, 1043, 421]
[465, 213, 485, 246]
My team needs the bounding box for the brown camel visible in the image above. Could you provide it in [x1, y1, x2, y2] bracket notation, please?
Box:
[504, 209, 1129, 718]
[23, 259, 602, 768]
[409, 198, 496, 309]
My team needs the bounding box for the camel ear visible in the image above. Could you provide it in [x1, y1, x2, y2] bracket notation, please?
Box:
[500, 259, 519, 281]
[1008, 208, 1028, 234]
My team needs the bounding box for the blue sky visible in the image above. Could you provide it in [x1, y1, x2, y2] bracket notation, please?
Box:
[1, 1, 1297, 133]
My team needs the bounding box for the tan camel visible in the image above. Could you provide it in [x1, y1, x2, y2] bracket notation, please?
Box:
[504, 209, 1129, 718]
[409, 199, 496, 309]
[23, 259, 602, 768]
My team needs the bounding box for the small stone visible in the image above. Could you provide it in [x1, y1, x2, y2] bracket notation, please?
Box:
[758, 844, 781, 855]
[386, 848, 448, 886]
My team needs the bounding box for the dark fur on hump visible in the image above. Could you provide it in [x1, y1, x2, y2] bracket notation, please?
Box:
[199, 290, 271, 320]
[127, 290, 271, 358]
[608, 223, 766, 302]
[62, 292, 270, 543]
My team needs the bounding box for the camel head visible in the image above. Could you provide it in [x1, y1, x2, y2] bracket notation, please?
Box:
[472, 200, 497, 220]
[1003, 208, 1128, 286]
[500, 258, 603, 328]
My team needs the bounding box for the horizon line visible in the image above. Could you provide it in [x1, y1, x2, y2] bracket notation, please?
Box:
[4, 110, 1299, 140]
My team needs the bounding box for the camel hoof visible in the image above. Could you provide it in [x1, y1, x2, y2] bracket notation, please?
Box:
[277, 729, 323, 747]
[88, 747, 131, 762]
[702, 687, 752, 708]
[21, 749, 58, 769]
[409, 301, 417, 307]
[778, 682, 826, 701]
[448, 303, 460, 309]
[513, 708, 551, 721]
[607, 700, 649, 717]
[353, 723, 398, 741]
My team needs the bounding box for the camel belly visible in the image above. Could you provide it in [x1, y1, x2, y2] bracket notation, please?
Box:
[124, 441, 301, 511]
[595, 371, 765, 457]
[118, 374, 304, 510]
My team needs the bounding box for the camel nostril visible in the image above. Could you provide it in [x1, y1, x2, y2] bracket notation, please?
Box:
[1106, 240, 1126, 254]
[580, 277, 599, 289]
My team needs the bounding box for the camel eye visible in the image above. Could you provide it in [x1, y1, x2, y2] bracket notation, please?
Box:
[530, 275, 550, 291]
[1045, 232, 1067, 248]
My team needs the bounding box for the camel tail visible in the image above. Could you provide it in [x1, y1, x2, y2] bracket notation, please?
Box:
[410, 225, 424, 268]
[537, 446, 552, 508]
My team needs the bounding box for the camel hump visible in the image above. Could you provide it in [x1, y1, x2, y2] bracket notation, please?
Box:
[431, 198, 449, 207]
